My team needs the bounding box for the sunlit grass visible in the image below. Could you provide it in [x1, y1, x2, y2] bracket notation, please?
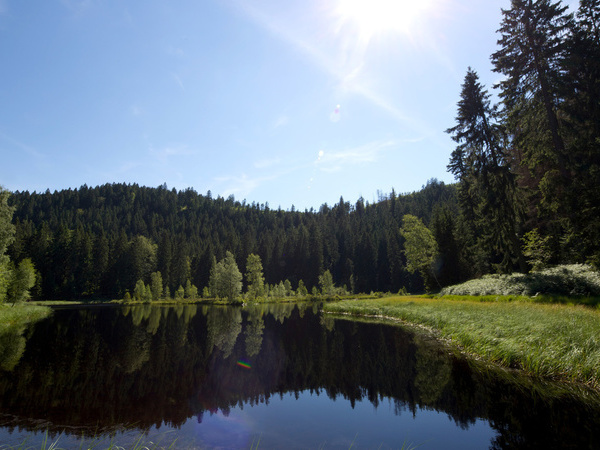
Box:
[0, 304, 52, 334]
[324, 296, 600, 387]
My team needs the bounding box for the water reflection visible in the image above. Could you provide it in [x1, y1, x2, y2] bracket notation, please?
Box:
[0, 304, 598, 448]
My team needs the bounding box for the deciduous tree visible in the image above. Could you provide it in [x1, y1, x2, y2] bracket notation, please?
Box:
[400, 215, 439, 292]
[245, 253, 265, 299]
[7, 259, 36, 304]
[209, 251, 242, 301]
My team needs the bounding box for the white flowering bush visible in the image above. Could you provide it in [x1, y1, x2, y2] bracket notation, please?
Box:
[440, 264, 600, 297]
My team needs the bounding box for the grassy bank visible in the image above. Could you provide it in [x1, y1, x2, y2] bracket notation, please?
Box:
[323, 296, 600, 387]
[0, 303, 52, 334]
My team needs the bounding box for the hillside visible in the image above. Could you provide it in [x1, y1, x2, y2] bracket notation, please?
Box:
[8, 180, 459, 300]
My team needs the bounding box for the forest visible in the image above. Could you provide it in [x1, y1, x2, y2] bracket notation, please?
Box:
[1, 0, 599, 302]
[3, 180, 459, 300]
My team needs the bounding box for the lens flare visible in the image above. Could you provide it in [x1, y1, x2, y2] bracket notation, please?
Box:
[237, 360, 252, 369]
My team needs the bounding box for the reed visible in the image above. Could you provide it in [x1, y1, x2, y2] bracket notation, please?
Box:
[0, 430, 178, 450]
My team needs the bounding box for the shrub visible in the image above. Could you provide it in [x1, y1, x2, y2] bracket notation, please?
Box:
[440, 264, 600, 297]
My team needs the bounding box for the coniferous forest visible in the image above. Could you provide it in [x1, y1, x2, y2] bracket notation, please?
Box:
[3, 0, 600, 301]
[6, 180, 458, 300]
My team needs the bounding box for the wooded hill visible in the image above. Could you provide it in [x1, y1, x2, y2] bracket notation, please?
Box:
[7, 180, 460, 300]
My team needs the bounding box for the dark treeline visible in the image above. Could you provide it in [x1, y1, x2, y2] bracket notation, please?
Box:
[7, 180, 462, 300]
[447, 0, 600, 273]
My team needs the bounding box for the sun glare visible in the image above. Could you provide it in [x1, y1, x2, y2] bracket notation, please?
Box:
[336, 0, 432, 41]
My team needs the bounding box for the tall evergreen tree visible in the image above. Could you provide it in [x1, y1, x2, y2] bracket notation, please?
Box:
[491, 0, 575, 259]
[447, 68, 525, 272]
[560, 0, 600, 264]
[492, 0, 572, 180]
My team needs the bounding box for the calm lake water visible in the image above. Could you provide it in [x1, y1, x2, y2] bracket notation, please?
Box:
[1, 303, 600, 449]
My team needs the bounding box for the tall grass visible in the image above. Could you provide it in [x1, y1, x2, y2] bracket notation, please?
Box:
[0, 430, 178, 450]
[324, 296, 600, 387]
[0, 304, 52, 334]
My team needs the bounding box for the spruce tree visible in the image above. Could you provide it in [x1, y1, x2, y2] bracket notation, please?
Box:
[492, 0, 572, 179]
[492, 0, 574, 259]
[447, 68, 525, 272]
[560, 0, 600, 264]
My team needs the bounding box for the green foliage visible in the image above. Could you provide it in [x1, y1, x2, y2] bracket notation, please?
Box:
[0, 187, 15, 263]
[0, 304, 51, 372]
[174, 285, 185, 300]
[245, 253, 265, 299]
[150, 271, 163, 301]
[270, 281, 286, 298]
[522, 229, 552, 271]
[209, 251, 243, 301]
[7, 259, 36, 304]
[184, 279, 198, 299]
[447, 68, 524, 273]
[283, 279, 293, 296]
[400, 215, 439, 291]
[128, 235, 157, 286]
[318, 270, 335, 296]
[0, 187, 15, 303]
[133, 279, 147, 301]
[8, 181, 458, 301]
[441, 264, 600, 297]
[296, 280, 308, 297]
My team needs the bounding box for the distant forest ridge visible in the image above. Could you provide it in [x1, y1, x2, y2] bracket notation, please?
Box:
[7, 180, 460, 300]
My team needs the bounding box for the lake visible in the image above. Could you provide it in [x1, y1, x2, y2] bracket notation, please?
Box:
[1, 303, 600, 449]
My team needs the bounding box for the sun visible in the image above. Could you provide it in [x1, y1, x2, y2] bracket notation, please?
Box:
[336, 0, 432, 41]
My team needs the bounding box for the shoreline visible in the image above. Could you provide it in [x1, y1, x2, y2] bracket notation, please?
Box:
[323, 296, 600, 389]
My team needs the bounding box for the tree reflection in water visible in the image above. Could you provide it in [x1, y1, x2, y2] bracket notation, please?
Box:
[0, 303, 599, 448]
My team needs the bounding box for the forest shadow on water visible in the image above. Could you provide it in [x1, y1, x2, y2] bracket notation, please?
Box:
[0, 304, 599, 449]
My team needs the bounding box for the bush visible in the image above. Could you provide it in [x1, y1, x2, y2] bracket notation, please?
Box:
[440, 264, 600, 297]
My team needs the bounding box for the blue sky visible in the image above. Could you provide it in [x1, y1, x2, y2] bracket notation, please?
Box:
[0, 0, 579, 210]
